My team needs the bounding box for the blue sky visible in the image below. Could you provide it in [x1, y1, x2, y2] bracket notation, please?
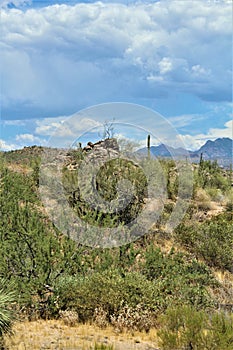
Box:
[0, 0, 232, 151]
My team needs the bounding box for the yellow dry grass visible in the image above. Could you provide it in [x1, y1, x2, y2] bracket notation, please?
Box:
[4, 320, 159, 350]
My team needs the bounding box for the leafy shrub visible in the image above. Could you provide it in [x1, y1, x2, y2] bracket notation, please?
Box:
[158, 305, 233, 350]
[175, 214, 233, 271]
[141, 246, 215, 309]
[196, 159, 230, 191]
[52, 270, 159, 322]
[52, 248, 216, 328]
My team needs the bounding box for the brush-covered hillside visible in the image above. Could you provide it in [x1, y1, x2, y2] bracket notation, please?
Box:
[0, 141, 233, 350]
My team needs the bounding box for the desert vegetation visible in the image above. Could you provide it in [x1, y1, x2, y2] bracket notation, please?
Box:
[0, 141, 232, 349]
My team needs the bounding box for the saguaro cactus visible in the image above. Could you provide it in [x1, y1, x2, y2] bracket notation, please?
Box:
[147, 134, 151, 159]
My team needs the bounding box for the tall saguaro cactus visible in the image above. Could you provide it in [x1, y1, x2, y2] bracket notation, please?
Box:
[147, 134, 151, 159]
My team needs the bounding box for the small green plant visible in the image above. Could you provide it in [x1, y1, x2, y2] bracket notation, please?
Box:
[0, 280, 16, 337]
[0, 279, 16, 349]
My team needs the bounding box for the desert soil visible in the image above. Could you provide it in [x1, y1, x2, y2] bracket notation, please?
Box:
[4, 320, 160, 350]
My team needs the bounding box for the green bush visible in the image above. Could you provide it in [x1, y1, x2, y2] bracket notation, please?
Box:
[52, 270, 159, 322]
[175, 214, 233, 271]
[158, 305, 233, 350]
[196, 159, 230, 191]
[141, 246, 215, 309]
[52, 248, 216, 326]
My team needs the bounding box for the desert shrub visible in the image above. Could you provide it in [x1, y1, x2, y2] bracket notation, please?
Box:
[93, 307, 108, 328]
[206, 187, 225, 203]
[206, 312, 233, 349]
[59, 310, 79, 326]
[141, 246, 215, 309]
[196, 159, 230, 191]
[175, 213, 233, 271]
[195, 188, 213, 210]
[110, 303, 156, 333]
[52, 270, 159, 322]
[0, 166, 89, 316]
[225, 188, 233, 212]
[53, 248, 216, 327]
[53, 271, 125, 321]
[158, 305, 233, 350]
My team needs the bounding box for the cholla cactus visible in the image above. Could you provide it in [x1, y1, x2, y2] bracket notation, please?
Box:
[93, 307, 108, 328]
[110, 303, 155, 333]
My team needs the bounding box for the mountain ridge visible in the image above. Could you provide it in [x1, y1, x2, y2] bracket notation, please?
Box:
[137, 137, 232, 167]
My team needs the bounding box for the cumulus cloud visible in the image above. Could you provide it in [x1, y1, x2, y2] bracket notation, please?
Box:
[0, 139, 18, 151]
[35, 116, 101, 138]
[0, 0, 231, 119]
[35, 117, 66, 136]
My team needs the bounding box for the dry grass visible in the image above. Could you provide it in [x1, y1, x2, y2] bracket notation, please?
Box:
[4, 320, 159, 350]
[6, 164, 33, 175]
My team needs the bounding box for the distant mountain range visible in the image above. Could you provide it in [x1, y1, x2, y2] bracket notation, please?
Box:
[2, 137, 232, 168]
[137, 137, 233, 167]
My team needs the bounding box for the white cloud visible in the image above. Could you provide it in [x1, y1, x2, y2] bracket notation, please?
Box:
[158, 57, 173, 74]
[168, 114, 205, 128]
[179, 120, 233, 150]
[15, 133, 39, 142]
[35, 116, 101, 139]
[2, 120, 27, 126]
[191, 65, 210, 77]
[0, 0, 231, 118]
[35, 117, 66, 136]
[0, 139, 17, 151]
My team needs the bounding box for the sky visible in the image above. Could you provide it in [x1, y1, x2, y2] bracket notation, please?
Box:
[0, 0, 232, 151]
